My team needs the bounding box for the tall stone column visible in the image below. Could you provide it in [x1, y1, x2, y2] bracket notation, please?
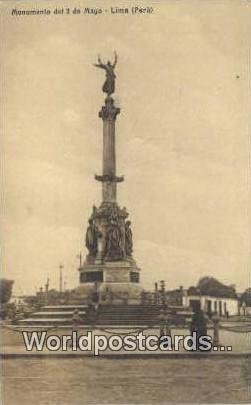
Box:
[95, 96, 123, 203]
[78, 55, 142, 299]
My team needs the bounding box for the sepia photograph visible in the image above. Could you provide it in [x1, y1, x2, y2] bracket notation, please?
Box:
[1, 0, 251, 404]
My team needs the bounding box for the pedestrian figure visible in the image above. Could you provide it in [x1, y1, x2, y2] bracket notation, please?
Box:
[159, 308, 172, 348]
[190, 308, 208, 350]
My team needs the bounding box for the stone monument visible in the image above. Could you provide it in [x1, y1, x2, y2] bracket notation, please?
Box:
[78, 53, 141, 301]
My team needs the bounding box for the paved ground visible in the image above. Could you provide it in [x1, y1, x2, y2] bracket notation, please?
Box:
[2, 356, 251, 404]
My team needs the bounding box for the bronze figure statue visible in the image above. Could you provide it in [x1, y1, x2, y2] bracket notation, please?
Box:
[125, 220, 133, 256]
[94, 52, 117, 96]
[85, 219, 100, 256]
[105, 218, 124, 260]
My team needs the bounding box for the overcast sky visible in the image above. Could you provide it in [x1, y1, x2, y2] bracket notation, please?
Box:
[1, 0, 251, 295]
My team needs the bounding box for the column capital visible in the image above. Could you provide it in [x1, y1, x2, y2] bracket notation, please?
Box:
[99, 96, 120, 121]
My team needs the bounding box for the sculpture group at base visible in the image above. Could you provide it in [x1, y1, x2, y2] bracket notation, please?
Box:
[85, 210, 133, 262]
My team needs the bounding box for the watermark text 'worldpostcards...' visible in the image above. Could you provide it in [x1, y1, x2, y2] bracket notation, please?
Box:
[22, 331, 232, 355]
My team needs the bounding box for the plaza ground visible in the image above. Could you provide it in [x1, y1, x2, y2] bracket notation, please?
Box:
[2, 356, 251, 404]
[1, 324, 250, 404]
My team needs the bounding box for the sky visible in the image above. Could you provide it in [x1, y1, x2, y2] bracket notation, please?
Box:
[1, 0, 251, 295]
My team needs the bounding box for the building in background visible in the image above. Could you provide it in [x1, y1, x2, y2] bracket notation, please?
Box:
[182, 277, 239, 316]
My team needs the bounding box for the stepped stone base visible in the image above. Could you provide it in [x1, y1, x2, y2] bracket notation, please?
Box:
[17, 305, 88, 326]
[15, 303, 191, 328]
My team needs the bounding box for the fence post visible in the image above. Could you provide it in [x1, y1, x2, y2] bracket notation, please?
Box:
[212, 313, 220, 347]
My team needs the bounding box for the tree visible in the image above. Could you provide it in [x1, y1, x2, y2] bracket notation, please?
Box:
[240, 288, 251, 306]
[196, 277, 237, 298]
[0, 279, 14, 305]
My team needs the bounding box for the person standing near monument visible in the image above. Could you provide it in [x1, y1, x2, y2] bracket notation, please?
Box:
[190, 308, 208, 350]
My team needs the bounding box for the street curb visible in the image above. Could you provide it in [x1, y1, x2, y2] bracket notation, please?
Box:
[1, 351, 250, 359]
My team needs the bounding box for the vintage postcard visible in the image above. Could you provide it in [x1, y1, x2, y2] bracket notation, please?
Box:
[1, 0, 251, 404]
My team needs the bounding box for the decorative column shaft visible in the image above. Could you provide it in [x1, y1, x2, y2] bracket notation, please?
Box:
[103, 119, 116, 175]
[95, 96, 123, 203]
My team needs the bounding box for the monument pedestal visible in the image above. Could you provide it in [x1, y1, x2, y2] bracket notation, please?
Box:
[77, 258, 142, 302]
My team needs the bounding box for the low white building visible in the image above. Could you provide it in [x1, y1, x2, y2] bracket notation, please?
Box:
[182, 293, 239, 316]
